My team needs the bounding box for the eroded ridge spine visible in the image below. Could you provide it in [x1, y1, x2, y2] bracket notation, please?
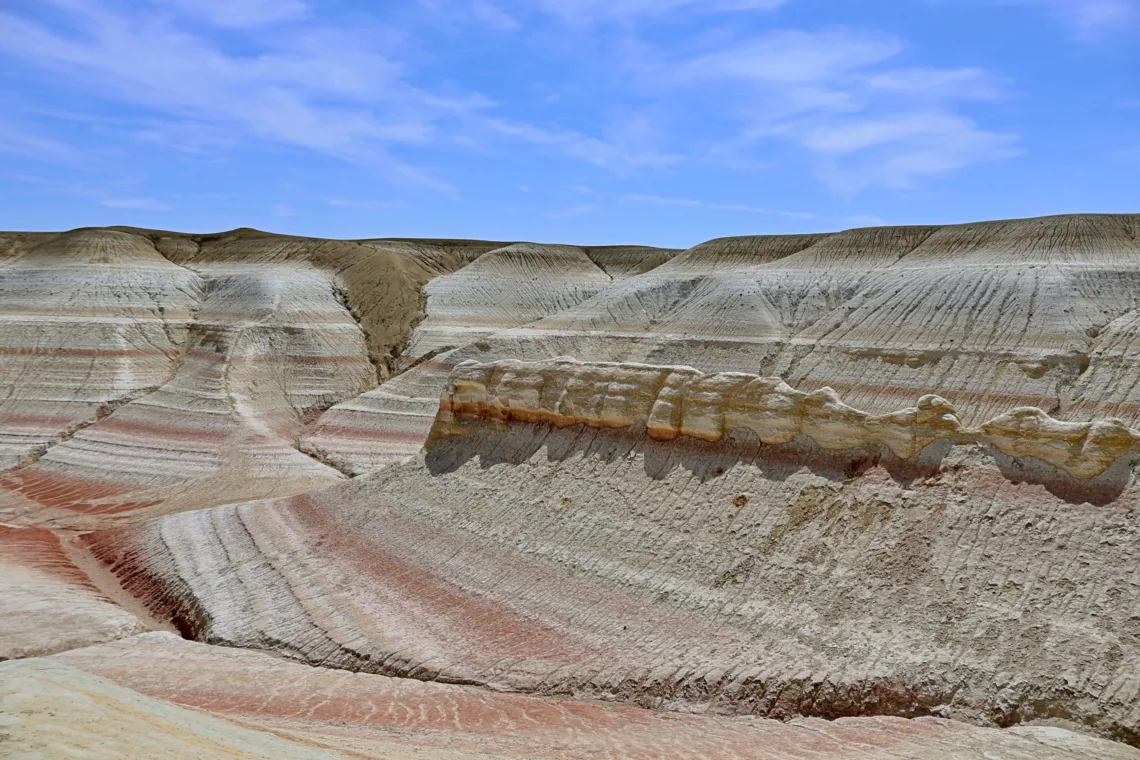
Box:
[433, 357, 1140, 479]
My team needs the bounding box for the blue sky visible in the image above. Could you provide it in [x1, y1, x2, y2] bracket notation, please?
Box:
[0, 0, 1136, 247]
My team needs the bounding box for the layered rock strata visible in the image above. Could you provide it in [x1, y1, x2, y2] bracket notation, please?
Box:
[7, 216, 1140, 756]
[0, 230, 201, 471]
[83, 356, 1140, 744]
[0, 526, 146, 659]
[1, 659, 350, 760]
[0, 261, 362, 528]
[435, 358, 1140, 479]
[30, 631, 1137, 760]
[528, 215, 1140, 425]
[307, 215, 1140, 475]
[300, 242, 678, 472]
[299, 234, 820, 472]
[0, 229, 505, 527]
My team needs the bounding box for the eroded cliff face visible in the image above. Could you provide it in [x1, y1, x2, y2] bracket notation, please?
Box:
[72, 352, 1140, 746]
[308, 214, 1140, 476]
[434, 358, 1140, 479]
[7, 215, 1140, 759]
[0, 228, 505, 528]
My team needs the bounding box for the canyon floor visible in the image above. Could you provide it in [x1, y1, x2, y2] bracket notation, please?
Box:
[3, 216, 1140, 758]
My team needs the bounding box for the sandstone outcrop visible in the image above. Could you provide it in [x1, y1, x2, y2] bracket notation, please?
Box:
[307, 215, 1140, 475]
[435, 358, 1140, 478]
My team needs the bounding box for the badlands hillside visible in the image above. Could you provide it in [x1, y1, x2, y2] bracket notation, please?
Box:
[4, 215, 1140, 758]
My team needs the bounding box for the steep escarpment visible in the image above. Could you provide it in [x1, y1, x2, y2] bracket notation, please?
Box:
[788, 214, 1140, 424]
[84, 357, 1140, 745]
[301, 240, 678, 473]
[305, 215, 1140, 475]
[436, 359, 1140, 479]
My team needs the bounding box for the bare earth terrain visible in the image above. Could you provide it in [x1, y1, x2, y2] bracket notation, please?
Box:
[4, 215, 1140, 758]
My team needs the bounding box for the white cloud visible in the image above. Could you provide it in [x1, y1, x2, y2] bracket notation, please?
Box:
[538, 0, 787, 23]
[1005, 0, 1136, 34]
[151, 0, 308, 28]
[679, 30, 902, 85]
[100, 197, 171, 210]
[812, 115, 1021, 191]
[665, 29, 1018, 189]
[0, 0, 476, 187]
[0, 120, 77, 161]
[0, 0, 684, 187]
[624, 193, 817, 219]
[865, 67, 1004, 100]
[0, 0, 1026, 201]
[803, 112, 985, 154]
[487, 118, 681, 172]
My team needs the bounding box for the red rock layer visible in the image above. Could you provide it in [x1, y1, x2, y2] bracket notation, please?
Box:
[84, 410, 1140, 744]
[0, 230, 516, 526]
[0, 229, 201, 471]
[0, 526, 145, 659]
[0, 264, 366, 529]
[47, 631, 1140, 760]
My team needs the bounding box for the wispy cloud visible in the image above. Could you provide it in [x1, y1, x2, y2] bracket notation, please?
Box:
[623, 193, 885, 227]
[812, 117, 1021, 192]
[664, 28, 1018, 189]
[0, 0, 1041, 213]
[0, 0, 697, 188]
[0, 119, 77, 161]
[999, 0, 1137, 36]
[487, 118, 681, 172]
[100, 197, 171, 211]
[0, 0, 476, 188]
[548, 203, 598, 219]
[624, 193, 817, 219]
[536, 0, 788, 23]
[151, 0, 308, 29]
[677, 29, 903, 87]
[327, 198, 396, 210]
